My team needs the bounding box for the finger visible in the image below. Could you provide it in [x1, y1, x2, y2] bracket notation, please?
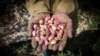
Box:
[45, 15, 50, 21]
[31, 37, 38, 49]
[48, 44, 53, 50]
[61, 27, 68, 41]
[42, 44, 47, 51]
[58, 41, 66, 51]
[52, 43, 59, 51]
[66, 17, 73, 38]
[36, 45, 42, 53]
[58, 28, 67, 51]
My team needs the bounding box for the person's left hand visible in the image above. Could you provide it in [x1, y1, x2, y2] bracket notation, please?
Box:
[48, 11, 73, 51]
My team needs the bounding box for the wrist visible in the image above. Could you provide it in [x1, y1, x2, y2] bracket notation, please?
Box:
[54, 10, 66, 15]
[54, 10, 66, 14]
[34, 12, 49, 17]
[28, 12, 49, 20]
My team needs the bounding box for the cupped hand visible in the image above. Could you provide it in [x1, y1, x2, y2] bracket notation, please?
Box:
[28, 12, 50, 52]
[51, 11, 73, 51]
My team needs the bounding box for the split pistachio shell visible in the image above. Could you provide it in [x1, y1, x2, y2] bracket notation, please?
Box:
[32, 31, 36, 36]
[40, 31, 45, 36]
[33, 24, 37, 30]
[52, 25, 56, 30]
[39, 40, 44, 46]
[39, 20, 43, 24]
[45, 16, 50, 21]
[35, 36, 40, 41]
[59, 24, 64, 29]
[40, 35, 45, 40]
[45, 40, 49, 45]
[48, 35, 54, 41]
[48, 20, 52, 24]
[50, 40, 57, 45]
[50, 28, 56, 35]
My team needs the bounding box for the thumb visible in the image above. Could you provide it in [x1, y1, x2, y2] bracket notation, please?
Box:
[66, 15, 73, 38]
[31, 37, 38, 49]
[27, 19, 33, 36]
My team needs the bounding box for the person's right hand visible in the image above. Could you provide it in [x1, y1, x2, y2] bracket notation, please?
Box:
[27, 12, 50, 52]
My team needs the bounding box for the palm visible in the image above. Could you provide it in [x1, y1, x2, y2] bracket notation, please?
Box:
[53, 13, 67, 24]
[52, 11, 72, 38]
[27, 12, 50, 36]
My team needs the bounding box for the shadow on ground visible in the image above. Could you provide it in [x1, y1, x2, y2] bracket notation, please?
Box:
[46, 29, 100, 56]
[71, 29, 100, 56]
[0, 40, 34, 56]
